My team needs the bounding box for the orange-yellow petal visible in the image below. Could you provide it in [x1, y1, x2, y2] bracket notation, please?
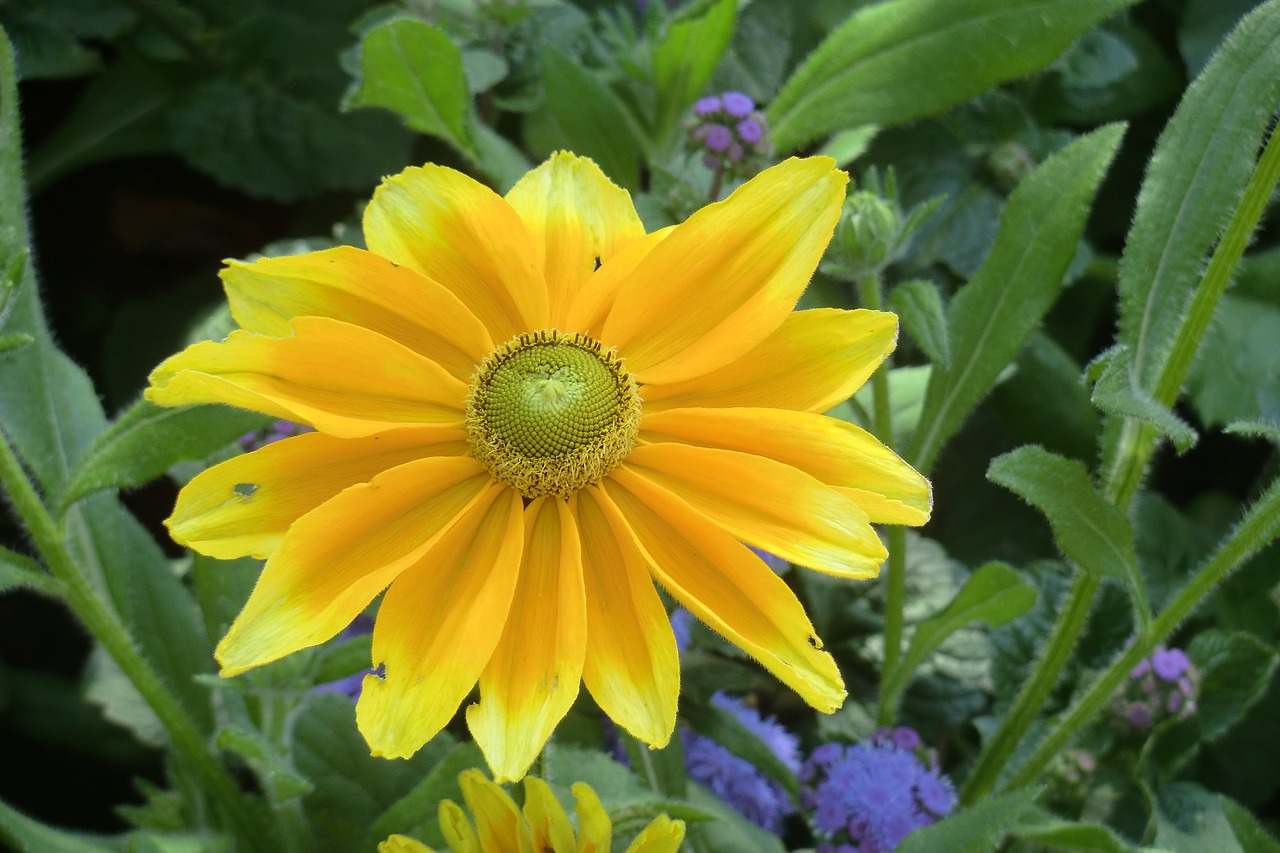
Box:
[467, 498, 587, 782]
[363, 164, 549, 342]
[146, 318, 467, 438]
[357, 486, 523, 759]
[641, 308, 897, 413]
[641, 407, 930, 526]
[438, 800, 482, 853]
[563, 227, 674, 337]
[168, 427, 467, 560]
[215, 457, 491, 675]
[624, 815, 685, 853]
[378, 834, 434, 853]
[222, 246, 492, 381]
[597, 475, 845, 712]
[457, 770, 534, 853]
[600, 158, 846, 385]
[505, 152, 645, 325]
[572, 782, 612, 853]
[522, 777, 576, 853]
[577, 486, 679, 747]
[619, 445, 886, 577]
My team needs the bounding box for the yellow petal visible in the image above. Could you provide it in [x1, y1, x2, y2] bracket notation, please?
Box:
[468, 498, 587, 782]
[379, 834, 435, 853]
[641, 407, 931, 526]
[522, 777, 576, 853]
[624, 815, 685, 853]
[438, 800, 482, 853]
[222, 246, 492, 382]
[577, 486, 678, 747]
[572, 782, 613, 853]
[505, 152, 645, 325]
[457, 770, 534, 853]
[621, 444, 886, 577]
[563, 228, 674, 337]
[146, 317, 467, 438]
[168, 427, 467, 560]
[364, 164, 549, 342]
[600, 158, 846, 384]
[597, 474, 845, 711]
[641, 308, 897, 414]
[357, 487, 523, 759]
[215, 457, 491, 675]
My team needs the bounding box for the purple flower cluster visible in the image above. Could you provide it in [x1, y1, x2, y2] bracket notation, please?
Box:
[238, 419, 312, 453]
[688, 91, 770, 174]
[1112, 646, 1199, 732]
[800, 729, 956, 852]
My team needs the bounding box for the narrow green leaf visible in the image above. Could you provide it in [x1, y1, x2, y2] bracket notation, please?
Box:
[1090, 346, 1198, 451]
[767, 0, 1139, 152]
[895, 786, 1040, 853]
[883, 562, 1035, 710]
[1011, 806, 1139, 852]
[366, 740, 478, 850]
[0, 545, 60, 598]
[889, 278, 950, 367]
[60, 400, 271, 510]
[988, 446, 1145, 603]
[911, 124, 1125, 472]
[1189, 630, 1278, 742]
[218, 724, 314, 802]
[1117, 0, 1280, 391]
[347, 18, 474, 155]
[1221, 796, 1280, 853]
[1224, 421, 1280, 442]
[651, 0, 736, 140]
[0, 794, 118, 853]
[540, 48, 641, 190]
[623, 728, 687, 799]
[681, 698, 799, 798]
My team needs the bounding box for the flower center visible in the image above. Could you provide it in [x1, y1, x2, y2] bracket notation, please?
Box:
[466, 330, 641, 499]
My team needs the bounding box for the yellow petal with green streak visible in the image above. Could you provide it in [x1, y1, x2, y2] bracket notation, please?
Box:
[601, 158, 845, 385]
[146, 317, 466, 438]
[215, 457, 491, 675]
[522, 777, 576, 853]
[222, 246, 492, 381]
[468, 498, 586, 782]
[640, 308, 896, 413]
[357, 487, 523, 759]
[505, 152, 645, 325]
[438, 800, 481, 853]
[572, 782, 613, 853]
[642, 407, 931, 526]
[364, 163, 549, 342]
[598, 473, 845, 712]
[457, 770, 534, 853]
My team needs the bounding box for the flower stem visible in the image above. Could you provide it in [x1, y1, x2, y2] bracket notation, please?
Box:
[961, 122, 1280, 804]
[0, 430, 263, 847]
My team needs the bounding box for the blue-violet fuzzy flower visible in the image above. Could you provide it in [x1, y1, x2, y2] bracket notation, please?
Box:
[239, 419, 313, 453]
[687, 92, 772, 175]
[800, 729, 956, 852]
[1112, 645, 1199, 733]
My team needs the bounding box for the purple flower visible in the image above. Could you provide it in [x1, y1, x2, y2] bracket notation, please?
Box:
[736, 118, 763, 144]
[694, 95, 723, 116]
[239, 419, 312, 452]
[1112, 645, 1200, 733]
[670, 608, 694, 652]
[1152, 648, 1190, 682]
[314, 614, 378, 700]
[722, 91, 754, 117]
[704, 124, 732, 152]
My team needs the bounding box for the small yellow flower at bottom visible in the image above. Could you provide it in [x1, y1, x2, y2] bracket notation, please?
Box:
[379, 769, 685, 853]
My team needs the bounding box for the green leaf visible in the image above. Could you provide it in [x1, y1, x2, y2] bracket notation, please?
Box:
[1220, 796, 1280, 853]
[686, 782, 785, 853]
[218, 724, 314, 802]
[895, 786, 1040, 853]
[651, 0, 736, 140]
[889, 278, 950, 367]
[469, 120, 534, 193]
[990, 331, 1101, 463]
[347, 18, 474, 155]
[1189, 629, 1279, 742]
[1090, 346, 1198, 451]
[1186, 295, 1280, 428]
[815, 125, 879, 168]
[60, 400, 271, 510]
[681, 698, 798, 798]
[767, 0, 1139, 152]
[622, 728, 687, 799]
[538, 48, 641, 190]
[1155, 782, 1251, 853]
[882, 562, 1035, 712]
[1116, 0, 1280, 392]
[910, 124, 1125, 473]
[0, 545, 60, 597]
[365, 740, 479, 850]
[1011, 806, 1139, 852]
[1224, 421, 1280, 443]
[988, 446, 1145, 605]
[0, 794, 118, 853]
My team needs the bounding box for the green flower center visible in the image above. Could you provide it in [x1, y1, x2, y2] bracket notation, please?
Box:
[466, 330, 641, 499]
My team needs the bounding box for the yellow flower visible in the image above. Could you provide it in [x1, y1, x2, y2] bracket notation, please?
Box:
[146, 152, 930, 780]
[378, 769, 684, 853]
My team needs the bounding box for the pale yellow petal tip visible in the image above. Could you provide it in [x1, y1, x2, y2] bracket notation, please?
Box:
[379, 834, 433, 853]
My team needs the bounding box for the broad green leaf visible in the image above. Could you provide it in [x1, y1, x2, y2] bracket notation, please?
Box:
[882, 562, 1035, 711]
[910, 124, 1125, 472]
[1189, 630, 1278, 742]
[1116, 0, 1280, 391]
[218, 724, 314, 802]
[538, 48, 641, 190]
[767, 0, 1139, 152]
[0, 794, 118, 853]
[82, 643, 165, 747]
[988, 446, 1145, 606]
[366, 740, 479, 850]
[622, 727, 687, 799]
[651, 0, 736, 140]
[1090, 346, 1198, 451]
[896, 786, 1040, 853]
[1155, 782, 1250, 853]
[991, 331, 1101, 463]
[469, 120, 533, 193]
[681, 699, 798, 798]
[191, 554, 259, 647]
[60, 400, 271, 510]
[889, 278, 950, 367]
[1012, 806, 1139, 852]
[347, 18, 474, 156]
[1221, 796, 1280, 853]
[1186, 295, 1280, 428]
[687, 781, 786, 853]
[815, 125, 879, 168]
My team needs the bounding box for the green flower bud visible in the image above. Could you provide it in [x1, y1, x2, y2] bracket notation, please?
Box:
[823, 190, 903, 280]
